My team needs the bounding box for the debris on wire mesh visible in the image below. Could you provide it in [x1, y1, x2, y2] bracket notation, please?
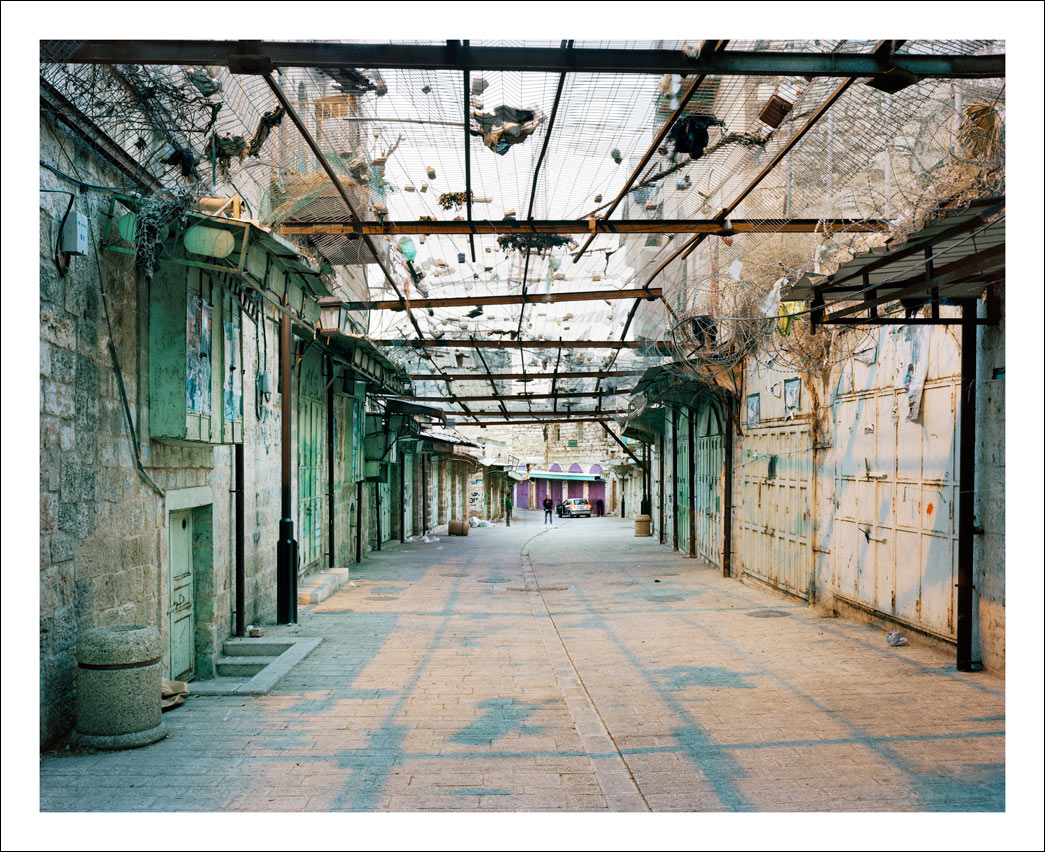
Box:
[319, 67, 382, 95]
[246, 106, 285, 157]
[438, 191, 472, 210]
[886, 630, 909, 647]
[496, 233, 572, 254]
[184, 67, 222, 97]
[470, 105, 546, 155]
[671, 114, 726, 159]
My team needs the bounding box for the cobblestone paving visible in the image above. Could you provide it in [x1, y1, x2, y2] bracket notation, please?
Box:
[40, 511, 1005, 812]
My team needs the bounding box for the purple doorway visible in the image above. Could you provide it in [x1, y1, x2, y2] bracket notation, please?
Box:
[567, 480, 584, 499]
[516, 480, 530, 507]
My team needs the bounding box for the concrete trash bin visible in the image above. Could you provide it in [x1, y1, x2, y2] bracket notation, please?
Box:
[73, 625, 167, 749]
[634, 514, 652, 537]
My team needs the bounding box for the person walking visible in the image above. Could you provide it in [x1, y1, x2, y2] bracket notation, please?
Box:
[504, 492, 513, 527]
[543, 495, 554, 525]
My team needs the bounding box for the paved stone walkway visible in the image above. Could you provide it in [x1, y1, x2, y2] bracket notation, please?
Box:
[40, 511, 1005, 812]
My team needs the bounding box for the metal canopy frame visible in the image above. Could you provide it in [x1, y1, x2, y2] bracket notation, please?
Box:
[50, 41, 1005, 78]
[47, 38, 1006, 444]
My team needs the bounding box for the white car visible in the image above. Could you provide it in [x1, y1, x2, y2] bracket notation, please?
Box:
[562, 498, 592, 518]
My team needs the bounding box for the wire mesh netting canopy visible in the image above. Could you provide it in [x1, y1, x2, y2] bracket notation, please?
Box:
[40, 38, 1005, 424]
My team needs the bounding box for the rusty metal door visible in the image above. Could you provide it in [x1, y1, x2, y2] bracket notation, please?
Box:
[736, 423, 814, 598]
[832, 379, 959, 639]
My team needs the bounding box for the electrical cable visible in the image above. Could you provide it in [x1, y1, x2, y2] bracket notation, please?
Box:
[92, 216, 165, 497]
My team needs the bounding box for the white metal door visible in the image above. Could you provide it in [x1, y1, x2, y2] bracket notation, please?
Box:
[832, 380, 959, 638]
[736, 423, 814, 598]
[168, 509, 194, 681]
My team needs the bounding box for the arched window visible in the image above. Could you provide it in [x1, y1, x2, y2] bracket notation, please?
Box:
[589, 464, 602, 475]
[568, 462, 583, 473]
[550, 463, 562, 472]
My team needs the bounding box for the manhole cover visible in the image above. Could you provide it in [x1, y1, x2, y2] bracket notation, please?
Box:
[477, 577, 513, 584]
[366, 596, 398, 601]
[745, 610, 790, 618]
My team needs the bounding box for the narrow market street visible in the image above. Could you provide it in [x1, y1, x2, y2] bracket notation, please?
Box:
[40, 511, 1004, 813]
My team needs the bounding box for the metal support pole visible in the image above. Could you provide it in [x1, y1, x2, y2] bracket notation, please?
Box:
[234, 441, 245, 637]
[688, 407, 697, 559]
[641, 443, 651, 516]
[957, 299, 978, 670]
[723, 400, 734, 579]
[375, 477, 383, 552]
[658, 430, 665, 545]
[421, 454, 429, 534]
[327, 356, 335, 570]
[672, 408, 679, 552]
[277, 313, 297, 624]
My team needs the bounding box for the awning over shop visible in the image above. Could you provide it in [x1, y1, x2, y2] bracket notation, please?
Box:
[526, 471, 604, 482]
[386, 398, 446, 424]
[323, 331, 410, 396]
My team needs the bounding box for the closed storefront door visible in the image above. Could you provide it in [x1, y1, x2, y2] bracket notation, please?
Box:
[736, 422, 814, 598]
[168, 509, 194, 681]
[832, 379, 960, 638]
[297, 349, 324, 572]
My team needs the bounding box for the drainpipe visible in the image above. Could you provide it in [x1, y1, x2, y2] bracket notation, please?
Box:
[688, 406, 696, 558]
[399, 448, 406, 543]
[672, 408, 679, 552]
[355, 479, 363, 564]
[234, 441, 245, 636]
[723, 399, 734, 579]
[957, 298, 978, 671]
[276, 311, 297, 624]
[327, 355, 335, 570]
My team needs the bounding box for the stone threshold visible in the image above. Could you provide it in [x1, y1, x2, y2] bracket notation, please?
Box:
[190, 636, 322, 696]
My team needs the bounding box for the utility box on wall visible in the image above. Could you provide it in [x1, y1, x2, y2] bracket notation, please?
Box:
[149, 264, 243, 444]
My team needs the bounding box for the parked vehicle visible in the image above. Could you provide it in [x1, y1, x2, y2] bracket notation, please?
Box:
[561, 497, 592, 518]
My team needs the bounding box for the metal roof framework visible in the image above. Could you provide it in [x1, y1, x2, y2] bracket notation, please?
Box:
[40, 38, 1005, 423]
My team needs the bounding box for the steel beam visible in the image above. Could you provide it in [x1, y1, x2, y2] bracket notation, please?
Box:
[380, 339, 669, 350]
[411, 369, 642, 381]
[520, 40, 572, 337]
[277, 218, 888, 236]
[473, 418, 619, 426]
[50, 41, 1006, 79]
[347, 287, 661, 311]
[575, 40, 723, 263]
[406, 389, 634, 402]
[455, 409, 626, 417]
[261, 73, 427, 343]
[645, 74, 859, 288]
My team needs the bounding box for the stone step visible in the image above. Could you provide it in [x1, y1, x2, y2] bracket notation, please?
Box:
[222, 639, 294, 658]
[214, 655, 278, 677]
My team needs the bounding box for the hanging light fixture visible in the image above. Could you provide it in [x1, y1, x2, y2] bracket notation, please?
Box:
[317, 297, 347, 335]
